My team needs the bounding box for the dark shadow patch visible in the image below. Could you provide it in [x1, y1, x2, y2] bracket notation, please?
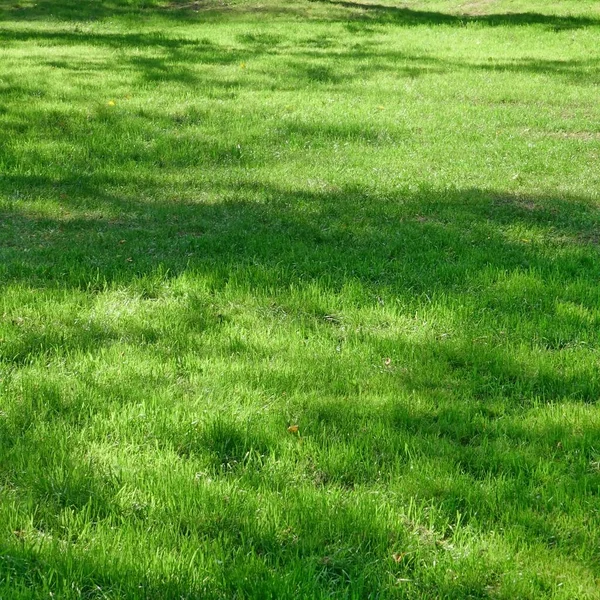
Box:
[174, 416, 278, 473]
[313, 0, 600, 31]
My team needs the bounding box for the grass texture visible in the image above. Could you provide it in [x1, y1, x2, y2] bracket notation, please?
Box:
[1, 0, 600, 597]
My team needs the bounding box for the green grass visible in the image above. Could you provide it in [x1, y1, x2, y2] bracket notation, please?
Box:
[1, 0, 600, 597]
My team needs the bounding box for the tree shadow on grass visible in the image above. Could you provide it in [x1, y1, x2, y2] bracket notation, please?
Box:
[1, 4, 600, 593]
[2, 25, 598, 91]
[3, 167, 600, 440]
[7, 367, 594, 598]
[2, 178, 600, 368]
[1, 0, 599, 30]
[0, 483, 486, 599]
[0, 0, 215, 22]
[2, 338, 598, 597]
[2, 173, 600, 291]
[2, 181, 600, 595]
[316, 0, 600, 30]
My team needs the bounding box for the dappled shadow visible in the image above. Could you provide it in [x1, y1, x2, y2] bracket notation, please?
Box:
[3, 180, 600, 290]
[3, 179, 600, 595]
[2, 3, 600, 595]
[0, 27, 212, 49]
[2, 25, 598, 90]
[3, 350, 598, 596]
[0, 470, 478, 598]
[2, 0, 599, 30]
[316, 0, 600, 30]
[467, 56, 600, 86]
[3, 179, 600, 380]
[0, 0, 215, 22]
[0, 0, 340, 23]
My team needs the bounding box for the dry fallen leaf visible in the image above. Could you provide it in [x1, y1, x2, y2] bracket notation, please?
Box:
[287, 424, 299, 433]
[392, 552, 406, 563]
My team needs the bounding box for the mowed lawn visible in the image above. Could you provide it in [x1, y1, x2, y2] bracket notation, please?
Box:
[1, 0, 600, 597]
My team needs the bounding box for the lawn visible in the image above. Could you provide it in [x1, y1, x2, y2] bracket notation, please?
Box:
[1, 0, 600, 597]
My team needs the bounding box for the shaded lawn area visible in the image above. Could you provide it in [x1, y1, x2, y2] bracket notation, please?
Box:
[1, 0, 600, 598]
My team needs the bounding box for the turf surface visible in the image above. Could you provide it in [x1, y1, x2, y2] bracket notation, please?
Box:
[1, 0, 600, 597]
